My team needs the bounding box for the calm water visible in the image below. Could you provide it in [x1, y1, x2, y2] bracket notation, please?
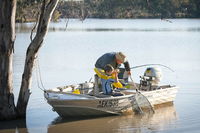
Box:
[1, 19, 200, 133]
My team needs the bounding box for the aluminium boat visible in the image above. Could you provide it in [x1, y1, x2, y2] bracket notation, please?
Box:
[44, 67, 178, 118]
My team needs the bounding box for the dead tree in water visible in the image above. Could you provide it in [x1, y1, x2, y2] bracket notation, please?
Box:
[0, 0, 59, 120]
[0, 0, 17, 120]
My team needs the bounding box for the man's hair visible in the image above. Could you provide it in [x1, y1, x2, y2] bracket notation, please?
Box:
[104, 64, 114, 72]
[116, 52, 126, 63]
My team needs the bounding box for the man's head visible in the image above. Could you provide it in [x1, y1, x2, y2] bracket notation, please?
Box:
[104, 64, 114, 75]
[115, 52, 126, 64]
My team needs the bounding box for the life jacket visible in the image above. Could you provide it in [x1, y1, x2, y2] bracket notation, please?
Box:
[94, 68, 123, 88]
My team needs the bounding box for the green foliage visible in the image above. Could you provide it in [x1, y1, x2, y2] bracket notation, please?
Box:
[16, 0, 200, 22]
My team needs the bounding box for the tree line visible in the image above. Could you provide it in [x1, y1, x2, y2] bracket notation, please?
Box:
[16, 0, 200, 22]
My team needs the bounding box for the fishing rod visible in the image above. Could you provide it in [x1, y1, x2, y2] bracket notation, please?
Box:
[130, 64, 174, 72]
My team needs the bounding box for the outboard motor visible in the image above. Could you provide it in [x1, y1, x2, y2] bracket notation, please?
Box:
[140, 67, 162, 89]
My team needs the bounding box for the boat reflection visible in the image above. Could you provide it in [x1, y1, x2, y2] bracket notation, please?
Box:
[48, 102, 177, 133]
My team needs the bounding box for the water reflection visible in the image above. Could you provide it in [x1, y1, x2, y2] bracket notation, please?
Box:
[48, 103, 177, 133]
[0, 119, 28, 133]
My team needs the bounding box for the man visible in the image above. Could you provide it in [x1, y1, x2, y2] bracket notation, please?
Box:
[95, 52, 131, 79]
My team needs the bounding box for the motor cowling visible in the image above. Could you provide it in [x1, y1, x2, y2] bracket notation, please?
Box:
[143, 67, 162, 86]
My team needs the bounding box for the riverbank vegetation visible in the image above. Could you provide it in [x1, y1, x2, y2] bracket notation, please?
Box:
[16, 0, 200, 22]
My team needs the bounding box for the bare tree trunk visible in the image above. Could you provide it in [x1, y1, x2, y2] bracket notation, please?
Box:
[16, 0, 59, 118]
[0, 0, 17, 120]
[0, 0, 59, 120]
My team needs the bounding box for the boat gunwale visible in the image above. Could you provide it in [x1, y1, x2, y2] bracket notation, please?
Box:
[45, 90, 135, 102]
[139, 86, 179, 94]
[44, 85, 179, 102]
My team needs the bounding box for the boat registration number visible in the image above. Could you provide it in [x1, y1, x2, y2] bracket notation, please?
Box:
[97, 99, 119, 108]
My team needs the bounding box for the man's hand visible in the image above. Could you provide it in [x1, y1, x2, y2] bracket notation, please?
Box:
[115, 69, 120, 73]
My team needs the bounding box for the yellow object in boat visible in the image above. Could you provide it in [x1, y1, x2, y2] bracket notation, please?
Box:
[113, 82, 123, 88]
[72, 89, 80, 94]
[124, 84, 131, 89]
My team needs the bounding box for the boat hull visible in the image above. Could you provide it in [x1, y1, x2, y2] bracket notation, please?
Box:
[124, 85, 178, 106]
[45, 92, 135, 118]
[142, 86, 178, 106]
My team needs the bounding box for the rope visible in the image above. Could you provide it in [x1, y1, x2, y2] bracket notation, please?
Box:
[35, 57, 46, 91]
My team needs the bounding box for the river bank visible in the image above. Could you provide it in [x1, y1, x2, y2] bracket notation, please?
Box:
[16, 0, 200, 23]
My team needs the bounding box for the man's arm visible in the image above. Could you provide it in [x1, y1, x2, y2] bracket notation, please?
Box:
[124, 61, 131, 72]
